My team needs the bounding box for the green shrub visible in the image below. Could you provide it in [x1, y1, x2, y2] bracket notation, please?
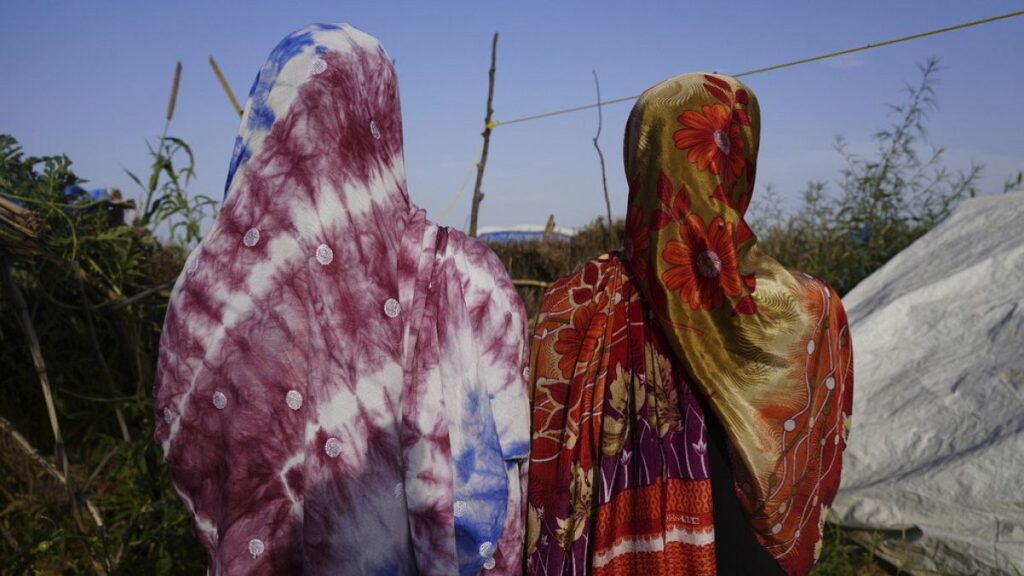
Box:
[0, 132, 209, 575]
[750, 58, 982, 296]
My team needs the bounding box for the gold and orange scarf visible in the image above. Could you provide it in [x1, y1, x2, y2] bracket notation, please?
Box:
[527, 72, 853, 576]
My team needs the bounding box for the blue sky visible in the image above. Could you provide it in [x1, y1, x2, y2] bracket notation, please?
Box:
[2, 1, 1022, 229]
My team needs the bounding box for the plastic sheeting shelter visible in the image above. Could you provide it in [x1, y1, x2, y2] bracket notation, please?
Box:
[832, 191, 1024, 575]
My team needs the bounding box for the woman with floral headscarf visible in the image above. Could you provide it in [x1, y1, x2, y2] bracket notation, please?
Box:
[154, 24, 529, 575]
[526, 72, 853, 576]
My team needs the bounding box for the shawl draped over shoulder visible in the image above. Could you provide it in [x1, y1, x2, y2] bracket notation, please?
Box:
[526, 73, 853, 576]
[154, 24, 529, 576]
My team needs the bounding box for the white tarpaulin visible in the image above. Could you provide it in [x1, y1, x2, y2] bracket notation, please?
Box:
[831, 191, 1024, 575]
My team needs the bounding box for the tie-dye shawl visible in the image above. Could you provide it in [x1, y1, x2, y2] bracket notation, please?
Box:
[527, 73, 853, 576]
[154, 24, 529, 576]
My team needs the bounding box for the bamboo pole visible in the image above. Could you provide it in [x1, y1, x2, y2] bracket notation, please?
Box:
[468, 33, 498, 237]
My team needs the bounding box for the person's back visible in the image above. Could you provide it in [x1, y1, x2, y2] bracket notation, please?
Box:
[154, 24, 529, 575]
[525, 72, 853, 576]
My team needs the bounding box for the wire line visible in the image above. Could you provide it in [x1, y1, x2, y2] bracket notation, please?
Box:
[491, 10, 1024, 127]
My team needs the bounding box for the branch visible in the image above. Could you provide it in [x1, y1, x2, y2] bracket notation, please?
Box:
[469, 32, 498, 237]
[0, 415, 103, 529]
[592, 70, 613, 250]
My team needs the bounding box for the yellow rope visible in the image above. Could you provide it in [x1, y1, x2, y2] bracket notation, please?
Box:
[438, 142, 485, 224]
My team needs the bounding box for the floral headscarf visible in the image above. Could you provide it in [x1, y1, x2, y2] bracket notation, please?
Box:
[527, 72, 853, 576]
[154, 24, 529, 576]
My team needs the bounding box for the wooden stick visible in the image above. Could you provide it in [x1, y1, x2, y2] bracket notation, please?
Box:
[0, 260, 95, 532]
[1, 261, 65, 469]
[592, 70, 613, 250]
[109, 279, 174, 310]
[543, 214, 556, 243]
[0, 416, 104, 529]
[513, 279, 550, 289]
[468, 33, 498, 237]
[209, 55, 243, 117]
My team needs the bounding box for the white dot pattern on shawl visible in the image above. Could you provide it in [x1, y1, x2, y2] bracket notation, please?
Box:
[212, 391, 227, 410]
[479, 541, 495, 558]
[384, 298, 400, 318]
[163, 408, 173, 424]
[370, 120, 381, 140]
[248, 538, 265, 558]
[806, 340, 816, 354]
[453, 500, 468, 518]
[483, 556, 496, 570]
[771, 523, 782, 535]
[315, 244, 334, 265]
[243, 228, 260, 247]
[522, 366, 530, 380]
[309, 57, 327, 76]
[285, 390, 303, 411]
[324, 437, 343, 458]
[825, 376, 836, 390]
[784, 419, 796, 432]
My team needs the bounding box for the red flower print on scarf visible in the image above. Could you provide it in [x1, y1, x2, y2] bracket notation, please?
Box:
[624, 208, 650, 282]
[711, 184, 757, 246]
[703, 74, 752, 127]
[674, 104, 746, 184]
[651, 171, 692, 229]
[711, 184, 751, 215]
[652, 172, 692, 231]
[661, 214, 742, 310]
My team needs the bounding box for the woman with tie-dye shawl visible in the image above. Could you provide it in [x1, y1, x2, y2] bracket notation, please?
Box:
[154, 24, 529, 575]
[526, 73, 853, 576]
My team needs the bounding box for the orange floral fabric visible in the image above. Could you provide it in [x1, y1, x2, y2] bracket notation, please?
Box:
[527, 72, 853, 576]
[527, 255, 719, 575]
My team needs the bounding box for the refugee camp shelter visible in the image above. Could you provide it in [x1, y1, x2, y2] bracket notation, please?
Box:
[832, 191, 1024, 575]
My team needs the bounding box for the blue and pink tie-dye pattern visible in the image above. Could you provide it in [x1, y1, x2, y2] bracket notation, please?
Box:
[154, 24, 529, 575]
